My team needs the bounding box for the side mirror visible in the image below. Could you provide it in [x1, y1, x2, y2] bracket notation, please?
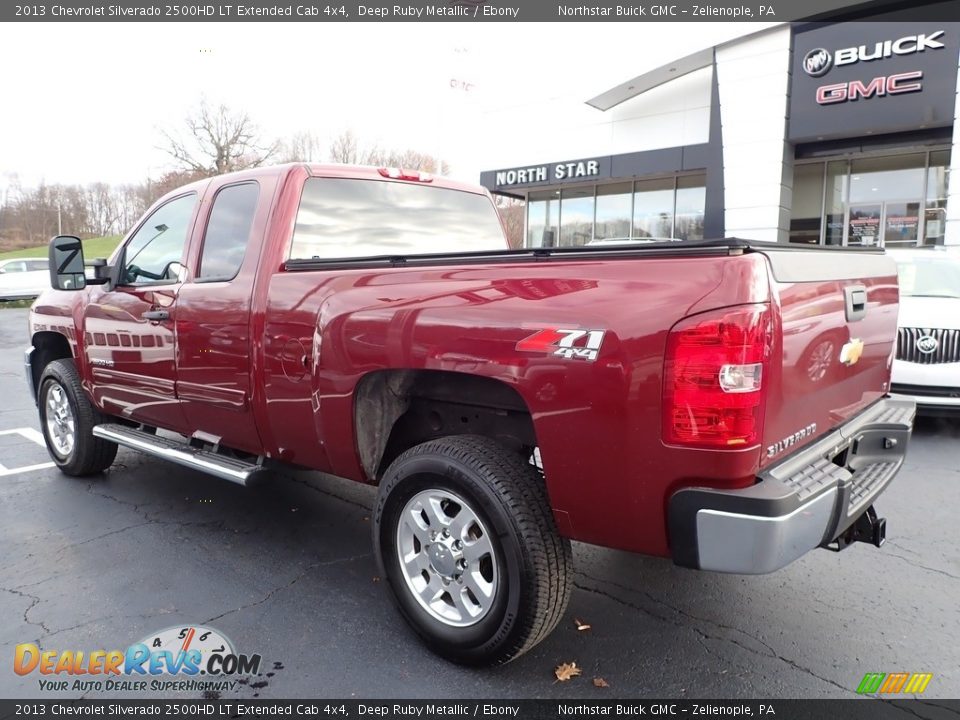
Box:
[49, 235, 87, 291]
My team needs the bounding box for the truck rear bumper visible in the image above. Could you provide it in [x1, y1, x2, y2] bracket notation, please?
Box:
[669, 396, 916, 574]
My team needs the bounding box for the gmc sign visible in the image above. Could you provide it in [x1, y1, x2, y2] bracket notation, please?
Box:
[789, 22, 956, 142]
[816, 71, 924, 105]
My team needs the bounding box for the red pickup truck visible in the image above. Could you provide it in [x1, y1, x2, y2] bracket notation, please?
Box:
[26, 163, 914, 665]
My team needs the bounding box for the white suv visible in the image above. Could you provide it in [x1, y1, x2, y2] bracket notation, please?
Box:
[889, 248, 960, 413]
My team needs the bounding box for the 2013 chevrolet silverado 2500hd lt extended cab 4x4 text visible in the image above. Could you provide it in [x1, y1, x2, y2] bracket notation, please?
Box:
[26, 163, 915, 664]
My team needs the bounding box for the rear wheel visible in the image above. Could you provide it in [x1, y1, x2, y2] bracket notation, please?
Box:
[373, 435, 572, 665]
[38, 359, 117, 476]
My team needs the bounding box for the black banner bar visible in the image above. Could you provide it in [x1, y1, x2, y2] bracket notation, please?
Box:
[2, 700, 960, 720]
[3, 0, 960, 22]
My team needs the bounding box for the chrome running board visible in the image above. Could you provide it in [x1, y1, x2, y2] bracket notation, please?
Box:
[92, 423, 265, 486]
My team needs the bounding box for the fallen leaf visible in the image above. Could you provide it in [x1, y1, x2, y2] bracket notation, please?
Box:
[554, 662, 582, 682]
[593, 677, 610, 688]
[574, 618, 591, 631]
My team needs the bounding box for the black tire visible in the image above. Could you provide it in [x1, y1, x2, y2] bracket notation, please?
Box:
[38, 359, 117, 476]
[373, 434, 572, 665]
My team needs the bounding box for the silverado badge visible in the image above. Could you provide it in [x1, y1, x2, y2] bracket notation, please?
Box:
[839, 338, 865, 366]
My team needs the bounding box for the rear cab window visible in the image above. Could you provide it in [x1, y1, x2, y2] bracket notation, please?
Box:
[289, 178, 507, 261]
[197, 182, 260, 282]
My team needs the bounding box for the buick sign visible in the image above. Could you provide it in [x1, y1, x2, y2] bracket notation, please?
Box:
[803, 48, 833, 77]
[801, 30, 945, 77]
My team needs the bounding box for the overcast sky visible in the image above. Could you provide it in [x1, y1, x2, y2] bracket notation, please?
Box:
[0, 22, 777, 192]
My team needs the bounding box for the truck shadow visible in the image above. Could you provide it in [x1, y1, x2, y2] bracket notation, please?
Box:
[57, 438, 950, 698]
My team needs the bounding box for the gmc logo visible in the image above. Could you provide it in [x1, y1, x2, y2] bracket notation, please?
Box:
[816, 71, 923, 105]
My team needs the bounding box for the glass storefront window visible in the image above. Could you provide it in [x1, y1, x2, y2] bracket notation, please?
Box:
[925, 150, 950, 246]
[823, 160, 847, 246]
[849, 154, 924, 204]
[883, 201, 921, 246]
[594, 183, 633, 240]
[849, 154, 924, 248]
[847, 203, 883, 246]
[790, 163, 824, 244]
[790, 150, 949, 248]
[633, 178, 674, 239]
[527, 190, 559, 248]
[559, 188, 594, 247]
[675, 175, 706, 241]
[523, 174, 710, 247]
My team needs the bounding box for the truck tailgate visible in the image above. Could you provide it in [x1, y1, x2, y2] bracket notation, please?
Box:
[758, 247, 899, 468]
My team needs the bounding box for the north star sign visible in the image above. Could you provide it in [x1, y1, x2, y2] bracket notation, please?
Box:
[495, 160, 601, 187]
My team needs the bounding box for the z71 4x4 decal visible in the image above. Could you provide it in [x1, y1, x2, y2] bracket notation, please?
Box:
[516, 328, 607, 362]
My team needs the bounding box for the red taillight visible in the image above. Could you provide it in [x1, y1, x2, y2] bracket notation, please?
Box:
[663, 303, 772, 449]
[378, 167, 433, 182]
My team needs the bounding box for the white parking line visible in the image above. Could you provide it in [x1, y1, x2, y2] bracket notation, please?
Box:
[0, 427, 46, 445]
[0, 427, 55, 476]
[0, 461, 55, 477]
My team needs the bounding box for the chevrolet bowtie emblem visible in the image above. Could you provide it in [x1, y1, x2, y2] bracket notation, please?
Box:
[840, 338, 865, 366]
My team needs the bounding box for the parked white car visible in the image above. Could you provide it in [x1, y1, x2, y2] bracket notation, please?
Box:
[0, 257, 49, 300]
[889, 248, 960, 413]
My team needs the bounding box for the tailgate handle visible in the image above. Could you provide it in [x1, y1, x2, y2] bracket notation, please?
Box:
[844, 285, 867, 322]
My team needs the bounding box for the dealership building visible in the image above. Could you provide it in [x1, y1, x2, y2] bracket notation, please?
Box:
[480, 18, 960, 249]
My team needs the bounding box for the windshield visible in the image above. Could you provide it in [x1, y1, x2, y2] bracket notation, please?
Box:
[894, 253, 960, 299]
[289, 178, 507, 260]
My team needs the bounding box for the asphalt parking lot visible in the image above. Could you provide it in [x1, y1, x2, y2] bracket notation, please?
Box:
[1, 306, 958, 700]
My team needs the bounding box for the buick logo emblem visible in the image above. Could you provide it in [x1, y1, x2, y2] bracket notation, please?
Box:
[803, 48, 833, 77]
[917, 335, 939, 354]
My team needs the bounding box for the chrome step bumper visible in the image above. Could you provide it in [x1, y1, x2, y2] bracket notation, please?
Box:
[669, 396, 916, 574]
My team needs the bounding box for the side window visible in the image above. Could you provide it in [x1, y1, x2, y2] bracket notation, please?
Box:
[122, 193, 197, 285]
[198, 182, 259, 281]
[27, 260, 48, 271]
[2, 261, 26, 273]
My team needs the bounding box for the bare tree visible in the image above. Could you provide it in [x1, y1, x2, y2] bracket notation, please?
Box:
[327, 130, 449, 174]
[280, 130, 325, 163]
[84, 183, 119, 237]
[494, 195, 525, 249]
[160, 101, 279, 176]
[328, 129, 362, 164]
[116, 183, 151, 235]
[366, 147, 449, 175]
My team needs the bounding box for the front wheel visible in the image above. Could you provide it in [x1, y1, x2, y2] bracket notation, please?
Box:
[38, 359, 117, 476]
[373, 435, 572, 665]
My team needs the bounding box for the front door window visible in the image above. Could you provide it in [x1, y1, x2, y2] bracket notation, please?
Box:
[122, 193, 197, 284]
